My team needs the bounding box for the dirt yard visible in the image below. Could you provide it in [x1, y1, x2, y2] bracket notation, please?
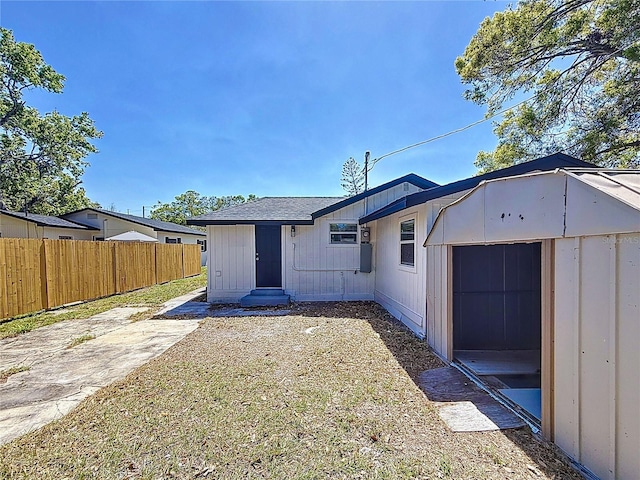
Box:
[0, 302, 581, 479]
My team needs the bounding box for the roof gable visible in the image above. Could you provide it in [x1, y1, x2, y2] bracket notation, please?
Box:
[360, 153, 596, 224]
[425, 168, 640, 245]
[311, 173, 438, 219]
[63, 208, 205, 236]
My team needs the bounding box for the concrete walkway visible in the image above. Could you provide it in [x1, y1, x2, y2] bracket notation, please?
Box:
[0, 288, 207, 446]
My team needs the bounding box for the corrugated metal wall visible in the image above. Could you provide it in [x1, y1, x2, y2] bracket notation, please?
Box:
[554, 233, 640, 479]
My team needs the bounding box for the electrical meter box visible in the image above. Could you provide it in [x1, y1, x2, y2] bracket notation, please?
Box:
[360, 243, 372, 273]
[360, 227, 371, 244]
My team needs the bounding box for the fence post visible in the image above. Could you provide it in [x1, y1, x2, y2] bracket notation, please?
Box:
[40, 240, 49, 309]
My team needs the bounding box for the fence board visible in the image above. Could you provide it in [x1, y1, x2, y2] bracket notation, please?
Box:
[156, 244, 184, 284]
[0, 239, 44, 318]
[183, 244, 201, 277]
[0, 238, 196, 320]
[115, 242, 156, 293]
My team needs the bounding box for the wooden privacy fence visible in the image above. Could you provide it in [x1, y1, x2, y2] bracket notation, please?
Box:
[0, 239, 201, 320]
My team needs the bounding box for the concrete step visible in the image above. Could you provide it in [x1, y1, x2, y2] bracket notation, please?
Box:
[249, 289, 285, 296]
[240, 292, 290, 307]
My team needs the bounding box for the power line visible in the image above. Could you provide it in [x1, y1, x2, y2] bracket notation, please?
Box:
[368, 95, 533, 170]
[367, 38, 639, 170]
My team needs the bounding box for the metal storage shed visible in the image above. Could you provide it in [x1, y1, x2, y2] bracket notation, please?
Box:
[424, 168, 640, 479]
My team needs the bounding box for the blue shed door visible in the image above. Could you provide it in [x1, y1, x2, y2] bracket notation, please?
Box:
[255, 225, 282, 288]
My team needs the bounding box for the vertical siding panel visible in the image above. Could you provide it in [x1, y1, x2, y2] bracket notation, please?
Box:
[608, 236, 617, 480]
[615, 234, 640, 479]
[579, 237, 611, 479]
[553, 237, 578, 459]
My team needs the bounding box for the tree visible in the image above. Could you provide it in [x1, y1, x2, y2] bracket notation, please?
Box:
[340, 157, 364, 196]
[150, 190, 257, 226]
[0, 28, 102, 214]
[456, 0, 640, 172]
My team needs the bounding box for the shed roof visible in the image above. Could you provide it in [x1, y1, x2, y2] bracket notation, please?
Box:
[425, 168, 640, 246]
[63, 208, 205, 236]
[360, 153, 595, 224]
[0, 210, 98, 230]
[187, 197, 343, 225]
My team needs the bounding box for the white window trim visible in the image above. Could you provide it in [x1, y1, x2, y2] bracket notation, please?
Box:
[399, 216, 416, 272]
[327, 221, 359, 247]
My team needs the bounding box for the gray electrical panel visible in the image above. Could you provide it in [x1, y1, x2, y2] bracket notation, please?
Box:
[360, 243, 372, 273]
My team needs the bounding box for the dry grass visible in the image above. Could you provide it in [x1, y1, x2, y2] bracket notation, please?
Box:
[0, 302, 580, 479]
[0, 365, 30, 384]
[0, 268, 207, 339]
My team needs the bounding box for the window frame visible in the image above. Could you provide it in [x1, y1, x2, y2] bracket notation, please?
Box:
[328, 222, 358, 246]
[399, 217, 416, 269]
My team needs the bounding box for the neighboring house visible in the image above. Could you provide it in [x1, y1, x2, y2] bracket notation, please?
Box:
[62, 208, 207, 264]
[188, 153, 640, 477]
[0, 210, 97, 240]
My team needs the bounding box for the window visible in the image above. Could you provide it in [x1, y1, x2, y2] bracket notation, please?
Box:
[87, 213, 98, 219]
[330, 223, 357, 244]
[59, 235, 73, 240]
[197, 239, 207, 252]
[165, 237, 177, 244]
[400, 219, 415, 266]
[93, 236, 104, 241]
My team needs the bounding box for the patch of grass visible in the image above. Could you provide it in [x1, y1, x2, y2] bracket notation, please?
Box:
[67, 334, 95, 349]
[0, 365, 30, 383]
[0, 303, 581, 479]
[0, 267, 206, 339]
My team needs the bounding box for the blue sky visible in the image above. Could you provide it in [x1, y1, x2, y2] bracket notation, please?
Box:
[2, 1, 508, 215]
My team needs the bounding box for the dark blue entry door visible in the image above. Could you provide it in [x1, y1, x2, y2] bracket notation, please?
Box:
[255, 225, 282, 287]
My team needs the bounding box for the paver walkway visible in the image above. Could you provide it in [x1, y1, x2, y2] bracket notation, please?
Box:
[0, 288, 206, 445]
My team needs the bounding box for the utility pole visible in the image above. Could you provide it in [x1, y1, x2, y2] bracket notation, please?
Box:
[364, 151, 370, 192]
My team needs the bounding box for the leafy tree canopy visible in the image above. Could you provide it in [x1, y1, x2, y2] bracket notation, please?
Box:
[340, 157, 365, 196]
[150, 190, 257, 226]
[0, 28, 102, 215]
[456, 0, 640, 172]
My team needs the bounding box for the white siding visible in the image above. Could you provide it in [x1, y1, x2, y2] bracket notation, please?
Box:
[284, 207, 375, 301]
[207, 225, 254, 302]
[0, 215, 39, 238]
[372, 195, 463, 338]
[373, 208, 426, 334]
[64, 211, 158, 240]
[554, 234, 640, 480]
[42, 227, 93, 240]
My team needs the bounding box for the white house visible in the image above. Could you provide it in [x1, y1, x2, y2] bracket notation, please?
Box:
[63, 208, 207, 264]
[0, 210, 97, 240]
[187, 174, 438, 304]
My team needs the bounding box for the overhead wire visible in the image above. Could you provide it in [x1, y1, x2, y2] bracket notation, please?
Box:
[366, 38, 639, 171]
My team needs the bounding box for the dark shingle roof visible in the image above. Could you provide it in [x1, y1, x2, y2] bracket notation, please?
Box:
[0, 210, 98, 230]
[187, 197, 343, 225]
[63, 208, 205, 236]
[360, 153, 597, 224]
[187, 173, 439, 226]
